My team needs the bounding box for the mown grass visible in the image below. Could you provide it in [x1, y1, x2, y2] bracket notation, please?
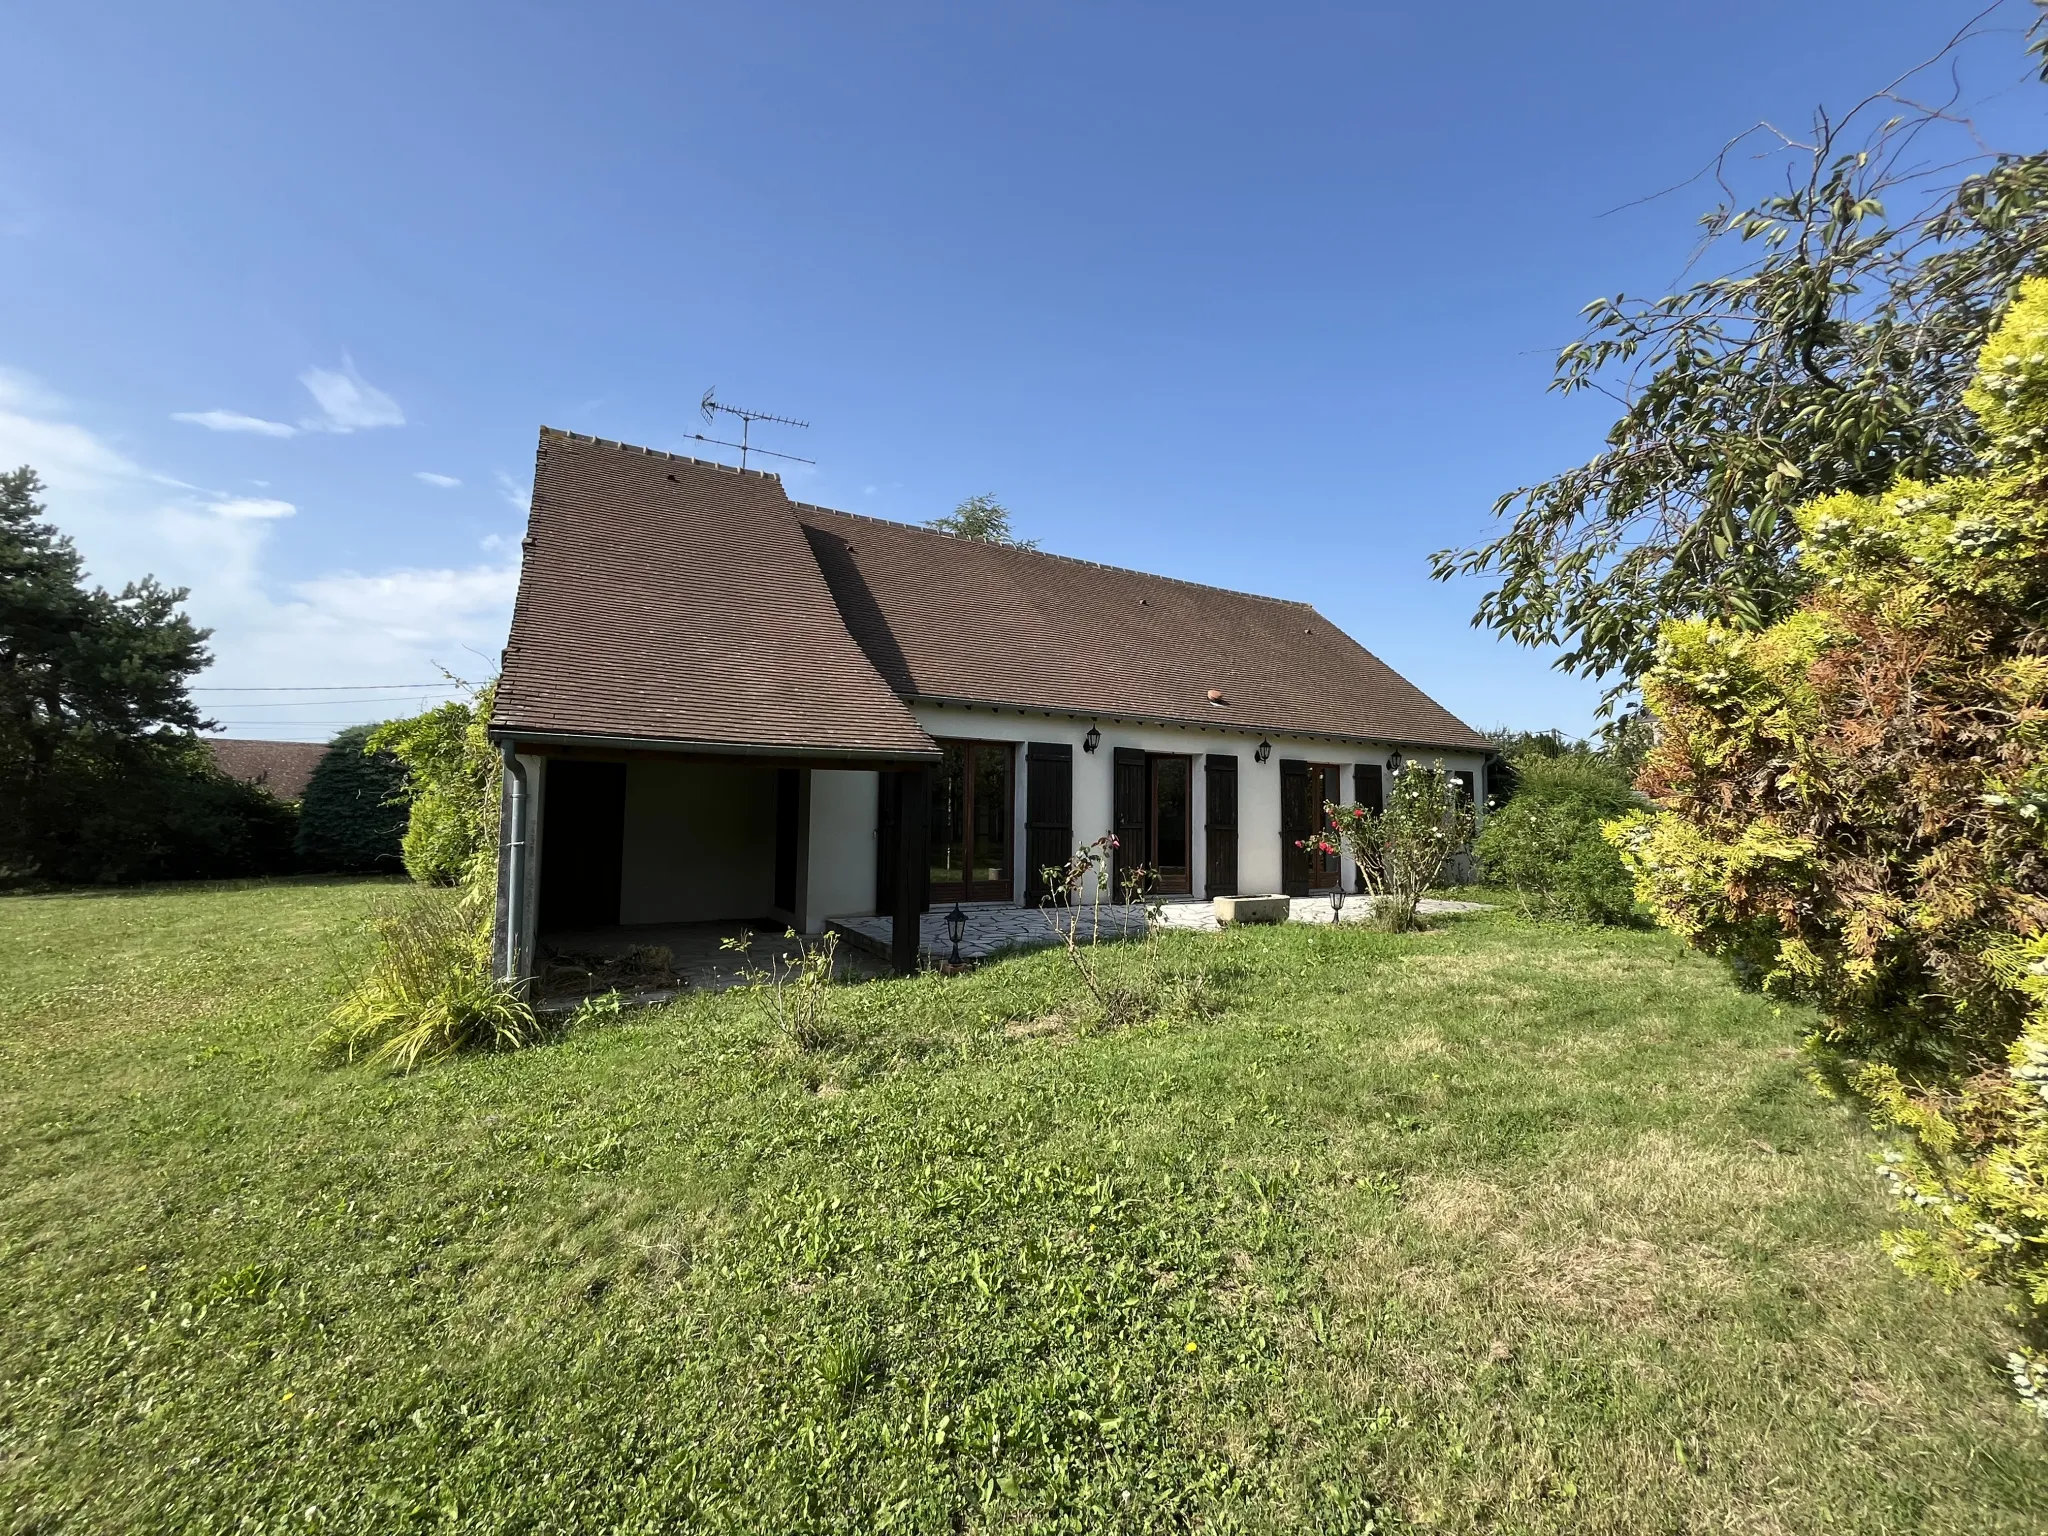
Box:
[0, 879, 2042, 1533]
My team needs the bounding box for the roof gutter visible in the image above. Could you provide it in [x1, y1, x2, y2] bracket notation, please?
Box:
[906, 694, 1489, 757]
[489, 726, 942, 764]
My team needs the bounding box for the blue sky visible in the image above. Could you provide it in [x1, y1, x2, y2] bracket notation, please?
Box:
[2, 2, 2041, 741]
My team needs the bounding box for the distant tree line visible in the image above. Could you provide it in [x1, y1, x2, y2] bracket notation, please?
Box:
[0, 464, 410, 885]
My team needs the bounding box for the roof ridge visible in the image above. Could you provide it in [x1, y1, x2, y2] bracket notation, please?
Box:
[790, 500, 1317, 611]
[540, 426, 784, 481]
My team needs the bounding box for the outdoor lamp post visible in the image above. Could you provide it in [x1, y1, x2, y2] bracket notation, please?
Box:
[1329, 886, 1345, 922]
[945, 903, 967, 966]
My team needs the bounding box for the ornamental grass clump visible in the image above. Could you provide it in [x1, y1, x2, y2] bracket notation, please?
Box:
[323, 884, 535, 1071]
[1610, 278, 2048, 1410]
[1311, 762, 1474, 932]
[327, 677, 534, 1071]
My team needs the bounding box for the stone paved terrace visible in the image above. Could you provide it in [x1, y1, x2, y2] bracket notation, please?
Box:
[828, 895, 1490, 967]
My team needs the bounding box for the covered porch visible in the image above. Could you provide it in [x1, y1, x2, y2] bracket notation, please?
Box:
[492, 739, 946, 985]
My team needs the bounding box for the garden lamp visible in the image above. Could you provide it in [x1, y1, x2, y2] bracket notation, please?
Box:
[945, 903, 967, 965]
[1329, 887, 1345, 921]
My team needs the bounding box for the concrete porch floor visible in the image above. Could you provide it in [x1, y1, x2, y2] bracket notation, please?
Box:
[539, 921, 891, 1001]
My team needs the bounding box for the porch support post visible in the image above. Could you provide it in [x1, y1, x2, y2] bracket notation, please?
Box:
[492, 741, 533, 989]
[891, 766, 929, 976]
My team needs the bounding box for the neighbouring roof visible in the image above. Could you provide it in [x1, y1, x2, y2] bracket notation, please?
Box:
[492, 431, 937, 758]
[206, 738, 328, 801]
[491, 429, 1487, 756]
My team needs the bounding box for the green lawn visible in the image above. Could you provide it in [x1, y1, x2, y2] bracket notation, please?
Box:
[1, 880, 2042, 1533]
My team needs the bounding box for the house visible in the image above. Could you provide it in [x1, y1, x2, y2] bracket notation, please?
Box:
[488, 429, 1490, 979]
[205, 738, 329, 802]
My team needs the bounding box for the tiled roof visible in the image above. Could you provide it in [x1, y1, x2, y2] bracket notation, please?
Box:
[796, 505, 1489, 751]
[491, 431, 936, 758]
[490, 429, 1487, 756]
[206, 738, 328, 801]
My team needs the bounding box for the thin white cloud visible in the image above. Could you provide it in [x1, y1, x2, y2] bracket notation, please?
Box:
[299, 357, 404, 433]
[172, 409, 298, 438]
[415, 471, 461, 488]
[495, 470, 530, 514]
[208, 496, 296, 521]
[0, 363, 517, 734]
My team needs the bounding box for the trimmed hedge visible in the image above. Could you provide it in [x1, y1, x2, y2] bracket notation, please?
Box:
[294, 725, 408, 873]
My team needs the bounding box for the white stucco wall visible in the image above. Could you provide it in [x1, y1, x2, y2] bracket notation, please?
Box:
[804, 769, 879, 931]
[619, 759, 777, 924]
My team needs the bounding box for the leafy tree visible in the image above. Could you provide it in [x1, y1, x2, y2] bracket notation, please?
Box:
[369, 683, 500, 886]
[1476, 753, 1638, 924]
[1433, 27, 2048, 706]
[294, 725, 409, 873]
[0, 465, 292, 882]
[1610, 280, 2048, 1409]
[926, 494, 1037, 547]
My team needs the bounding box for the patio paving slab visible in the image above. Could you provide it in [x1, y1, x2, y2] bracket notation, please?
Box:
[828, 895, 1490, 966]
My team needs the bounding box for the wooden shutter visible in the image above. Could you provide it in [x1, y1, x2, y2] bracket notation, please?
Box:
[1204, 753, 1238, 898]
[1279, 758, 1311, 896]
[1023, 742, 1073, 905]
[1353, 762, 1382, 892]
[1452, 770, 1476, 808]
[1355, 762, 1383, 814]
[1112, 747, 1149, 900]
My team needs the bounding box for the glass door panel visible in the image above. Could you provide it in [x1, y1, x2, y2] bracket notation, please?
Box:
[928, 743, 967, 891]
[1150, 755, 1192, 895]
[928, 740, 1013, 902]
[970, 745, 1010, 889]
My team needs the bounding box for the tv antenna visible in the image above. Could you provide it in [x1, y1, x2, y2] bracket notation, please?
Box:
[688, 388, 814, 470]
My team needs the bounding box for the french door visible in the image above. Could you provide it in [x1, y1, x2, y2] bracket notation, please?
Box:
[1280, 760, 1343, 894]
[1149, 754, 1193, 895]
[928, 740, 1014, 902]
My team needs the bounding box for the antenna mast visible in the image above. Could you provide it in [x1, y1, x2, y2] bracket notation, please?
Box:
[690, 388, 814, 470]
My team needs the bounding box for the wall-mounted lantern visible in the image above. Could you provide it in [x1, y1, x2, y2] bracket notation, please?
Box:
[1386, 749, 1405, 775]
[1254, 739, 1272, 764]
[1083, 726, 1101, 754]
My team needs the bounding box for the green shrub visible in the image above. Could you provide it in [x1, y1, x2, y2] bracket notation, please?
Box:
[1476, 754, 1638, 924]
[293, 724, 407, 873]
[1610, 277, 2048, 1411]
[368, 684, 499, 886]
[14, 732, 299, 885]
[324, 884, 534, 1071]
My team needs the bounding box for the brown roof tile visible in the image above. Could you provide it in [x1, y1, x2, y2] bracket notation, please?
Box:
[796, 505, 1489, 751]
[491, 431, 937, 758]
[206, 738, 329, 801]
[489, 428, 1486, 758]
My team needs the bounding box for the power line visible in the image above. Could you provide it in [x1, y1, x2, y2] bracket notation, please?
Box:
[203, 695, 456, 709]
[192, 682, 462, 692]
